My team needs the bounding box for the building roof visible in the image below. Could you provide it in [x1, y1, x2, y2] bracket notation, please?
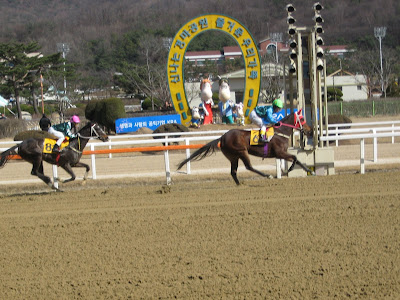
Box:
[185, 50, 222, 60]
[223, 46, 241, 55]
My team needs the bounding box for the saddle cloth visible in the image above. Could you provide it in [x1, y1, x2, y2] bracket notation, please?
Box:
[250, 127, 274, 145]
[43, 137, 70, 154]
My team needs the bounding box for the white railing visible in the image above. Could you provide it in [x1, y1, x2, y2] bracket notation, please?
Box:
[88, 135, 223, 185]
[325, 120, 400, 146]
[320, 131, 400, 174]
[2, 120, 400, 183]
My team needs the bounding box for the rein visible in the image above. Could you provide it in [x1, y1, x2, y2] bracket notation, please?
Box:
[77, 124, 101, 139]
[68, 124, 100, 152]
[273, 112, 307, 139]
[275, 112, 305, 131]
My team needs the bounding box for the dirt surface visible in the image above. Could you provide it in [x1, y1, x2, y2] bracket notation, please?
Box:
[1, 115, 400, 298]
[1, 172, 400, 299]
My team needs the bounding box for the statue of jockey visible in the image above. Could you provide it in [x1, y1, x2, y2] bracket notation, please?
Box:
[218, 78, 234, 124]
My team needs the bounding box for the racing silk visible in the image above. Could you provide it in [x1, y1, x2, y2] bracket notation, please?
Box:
[255, 106, 277, 124]
[52, 121, 76, 138]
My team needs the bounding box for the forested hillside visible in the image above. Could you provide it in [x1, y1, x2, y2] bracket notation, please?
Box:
[2, 0, 399, 54]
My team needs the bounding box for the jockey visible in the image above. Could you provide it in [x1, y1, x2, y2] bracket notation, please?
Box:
[249, 99, 284, 143]
[49, 115, 80, 152]
[39, 114, 52, 132]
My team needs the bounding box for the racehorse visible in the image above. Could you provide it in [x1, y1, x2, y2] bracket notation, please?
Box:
[0, 122, 109, 189]
[177, 110, 315, 185]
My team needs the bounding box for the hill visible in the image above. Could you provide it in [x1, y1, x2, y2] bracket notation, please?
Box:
[2, 0, 399, 55]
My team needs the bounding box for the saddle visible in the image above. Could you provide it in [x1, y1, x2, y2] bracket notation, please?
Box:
[250, 127, 274, 145]
[43, 137, 70, 154]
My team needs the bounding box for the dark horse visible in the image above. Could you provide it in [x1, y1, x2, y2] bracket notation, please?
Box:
[177, 110, 315, 185]
[0, 122, 108, 189]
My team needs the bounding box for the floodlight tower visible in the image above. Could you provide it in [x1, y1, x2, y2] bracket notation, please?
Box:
[57, 43, 70, 95]
[374, 27, 386, 95]
[270, 32, 283, 63]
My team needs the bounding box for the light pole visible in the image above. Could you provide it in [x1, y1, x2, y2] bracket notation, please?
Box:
[57, 43, 70, 95]
[374, 27, 386, 95]
[270, 32, 283, 63]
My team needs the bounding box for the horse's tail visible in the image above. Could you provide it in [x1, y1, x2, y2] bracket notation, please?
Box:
[0, 145, 18, 169]
[177, 138, 221, 170]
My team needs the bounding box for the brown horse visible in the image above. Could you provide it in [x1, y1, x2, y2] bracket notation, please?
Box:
[177, 110, 315, 185]
[0, 122, 108, 189]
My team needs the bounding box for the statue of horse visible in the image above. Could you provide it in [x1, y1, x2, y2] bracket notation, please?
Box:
[177, 110, 315, 185]
[0, 122, 109, 189]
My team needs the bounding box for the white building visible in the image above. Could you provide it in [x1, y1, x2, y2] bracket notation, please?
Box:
[324, 70, 368, 101]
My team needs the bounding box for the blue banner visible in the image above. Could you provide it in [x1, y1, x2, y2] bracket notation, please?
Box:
[116, 114, 181, 133]
[274, 108, 318, 122]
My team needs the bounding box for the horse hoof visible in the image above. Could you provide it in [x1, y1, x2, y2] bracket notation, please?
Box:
[268, 175, 274, 179]
[309, 171, 316, 176]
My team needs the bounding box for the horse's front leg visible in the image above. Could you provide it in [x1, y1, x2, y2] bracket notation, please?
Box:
[278, 153, 315, 176]
[295, 158, 315, 175]
[73, 162, 91, 181]
[59, 163, 76, 183]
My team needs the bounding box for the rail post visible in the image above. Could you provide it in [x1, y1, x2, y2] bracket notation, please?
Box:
[164, 136, 172, 185]
[52, 165, 59, 189]
[360, 138, 365, 174]
[185, 139, 191, 174]
[372, 129, 377, 162]
[91, 144, 97, 179]
[276, 159, 282, 179]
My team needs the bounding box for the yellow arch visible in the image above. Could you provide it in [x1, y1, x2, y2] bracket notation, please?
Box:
[167, 14, 261, 125]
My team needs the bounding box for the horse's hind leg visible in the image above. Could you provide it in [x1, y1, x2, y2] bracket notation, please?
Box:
[30, 159, 53, 187]
[230, 158, 240, 185]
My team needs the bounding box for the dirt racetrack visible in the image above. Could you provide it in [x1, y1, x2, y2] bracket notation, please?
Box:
[1, 116, 400, 298]
[1, 168, 400, 298]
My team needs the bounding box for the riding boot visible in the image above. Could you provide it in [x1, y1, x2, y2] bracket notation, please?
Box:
[259, 134, 268, 143]
[52, 144, 60, 153]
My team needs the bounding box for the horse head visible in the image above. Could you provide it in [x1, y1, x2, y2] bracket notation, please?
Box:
[90, 123, 108, 142]
[88, 122, 109, 142]
[295, 109, 313, 137]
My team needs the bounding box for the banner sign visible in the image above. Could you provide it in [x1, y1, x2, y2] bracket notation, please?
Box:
[115, 114, 181, 133]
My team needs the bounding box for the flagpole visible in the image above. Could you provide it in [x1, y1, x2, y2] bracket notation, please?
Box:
[40, 73, 44, 114]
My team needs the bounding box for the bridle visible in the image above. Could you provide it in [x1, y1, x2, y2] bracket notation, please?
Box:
[273, 111, 308, 137]
[77, 124, 103, 140]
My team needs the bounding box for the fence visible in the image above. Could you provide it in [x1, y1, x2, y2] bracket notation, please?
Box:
[327, 98, 400, 117]
[2, 120, 400, 185]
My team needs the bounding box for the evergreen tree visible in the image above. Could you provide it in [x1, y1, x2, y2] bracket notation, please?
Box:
[0, 41, 62, 118]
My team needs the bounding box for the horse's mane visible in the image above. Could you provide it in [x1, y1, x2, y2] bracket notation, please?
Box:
[279, 111, 295, 123]
[78, 121, 94, 132]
